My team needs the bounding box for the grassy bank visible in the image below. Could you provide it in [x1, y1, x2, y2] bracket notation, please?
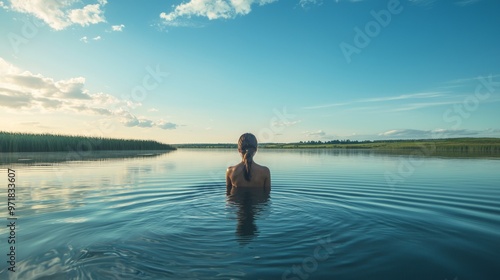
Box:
[263, 138, 500, 152]
[0, 132, 176, 153]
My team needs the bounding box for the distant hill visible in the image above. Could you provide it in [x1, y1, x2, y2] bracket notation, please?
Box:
[0, 131, 176, 153]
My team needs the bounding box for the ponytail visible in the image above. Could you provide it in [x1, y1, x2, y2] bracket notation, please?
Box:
[242, 147, 255, 181]
[238, 133, 258, 182]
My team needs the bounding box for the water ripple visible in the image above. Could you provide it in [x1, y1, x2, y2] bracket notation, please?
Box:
[2, 150, 500, 279]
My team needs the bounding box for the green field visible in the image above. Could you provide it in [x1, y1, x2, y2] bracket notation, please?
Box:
[261, 138, 500, 151]
[0, 131, 176, 153]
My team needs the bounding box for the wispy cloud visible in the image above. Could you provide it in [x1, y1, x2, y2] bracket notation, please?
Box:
[9, 0, 107, 30]
[160, 0, 278, 26]
[304, 92, 446, 110]
[410, 0, 484, 8]
[378, 128, 500, 139]
[327, 128, 500, 141]
[0, 57, 178, 130]
[362, 92, 445, 102]
[387, 100, 461, 112]
[444, 74, 500, 86]
[305, 72, 500, 113]
[303, 102, 350, 110]
[303, 130, 326, 137]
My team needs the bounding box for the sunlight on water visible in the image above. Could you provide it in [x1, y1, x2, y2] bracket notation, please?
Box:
[1, 149, 499, 279]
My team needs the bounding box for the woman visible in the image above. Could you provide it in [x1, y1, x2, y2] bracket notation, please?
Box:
[226, 133, 271, 195]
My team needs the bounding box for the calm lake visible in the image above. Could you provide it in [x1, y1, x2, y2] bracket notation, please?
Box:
[1, 149, 499, 280]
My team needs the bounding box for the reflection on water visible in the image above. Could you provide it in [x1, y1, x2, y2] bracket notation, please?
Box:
[0, 149, 499, 279]
[227, 188, 270, 245]
[0, 150, 172, 165]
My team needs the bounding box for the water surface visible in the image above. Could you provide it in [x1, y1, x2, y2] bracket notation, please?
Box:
[1, 149, 499, 279]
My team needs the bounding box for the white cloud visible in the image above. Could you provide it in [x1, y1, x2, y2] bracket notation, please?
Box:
[299, 0, 322, 8]
[9, 0, 106, 31]
[80, 35, 102, 43]
[67, 3, 105, 27]
[160, 0, 278, 25]
[111, 24, 125, 31]
[272, 119, 301, 127]
[121, 112, 153, 128]
[0, 57, 178, 130]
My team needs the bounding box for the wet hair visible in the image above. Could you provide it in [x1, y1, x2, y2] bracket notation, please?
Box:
[238, 133, 258, 181]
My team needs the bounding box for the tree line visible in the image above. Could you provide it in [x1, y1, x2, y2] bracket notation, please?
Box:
[0, 132, 176, 153]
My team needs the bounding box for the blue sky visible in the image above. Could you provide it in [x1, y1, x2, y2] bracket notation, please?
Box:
[0, 0, 499, 144]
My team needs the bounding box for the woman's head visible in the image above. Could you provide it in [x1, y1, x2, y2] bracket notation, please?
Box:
[238, 133, 258, 181]
[238, 133, 257, 155]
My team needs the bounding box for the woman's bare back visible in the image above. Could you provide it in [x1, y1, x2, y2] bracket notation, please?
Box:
[226, 162, 271, 195]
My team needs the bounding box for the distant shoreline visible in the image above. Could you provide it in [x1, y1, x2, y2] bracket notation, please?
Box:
[174, 138, 500, 155]
[2, 131, 499, 156]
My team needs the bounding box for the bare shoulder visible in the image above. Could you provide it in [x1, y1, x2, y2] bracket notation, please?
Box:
[264, 166, 271, 177]
[253, 163, 270, 174]
[226, 163, 242, 174]
[262, 165, 271, 174]
[226, 165, 236, 175]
